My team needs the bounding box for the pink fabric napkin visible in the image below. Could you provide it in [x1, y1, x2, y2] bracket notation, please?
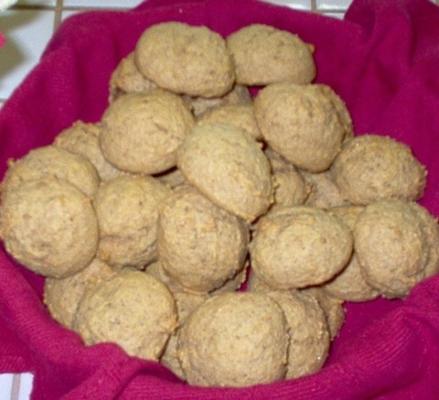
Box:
[1, 0, 439, 398]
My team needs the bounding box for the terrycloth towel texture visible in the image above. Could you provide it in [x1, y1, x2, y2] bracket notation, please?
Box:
[1, 0, 439, 398]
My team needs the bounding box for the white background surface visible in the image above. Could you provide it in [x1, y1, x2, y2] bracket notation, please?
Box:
[1, 0, 438, 398]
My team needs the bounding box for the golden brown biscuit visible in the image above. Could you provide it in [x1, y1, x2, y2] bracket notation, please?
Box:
[227, 24, 315, 85]
[44, 258, 115, 328]
[178, 292, 289, 387]
[161, 290, 208, 380]
[267, 291, 329, 379]
[324, 206, 379, 302]
[255, 83, 350, 172]
[188, 85, 251, 117]
[100, 90, 194, 174]
[74, 270, 177, 360]
[177, 123, 273, 222]
[198, 104, 262, 141]
[109, 52, 157, 102]
[95, 175, 171, 269]
[354, 200, 429, 298]
[135, 22, 235, 98]
[3, 145, 99, 197]
[0, 178, 98, 278]
[303, 288, 345, 340]
[332, 135, 426, 205]
[302, 170, 349, 209]
[158, 186, 249, 292]
[251, 207, 353, 289]
[409, 203, 439, 278]
[54, 121, 122, 181]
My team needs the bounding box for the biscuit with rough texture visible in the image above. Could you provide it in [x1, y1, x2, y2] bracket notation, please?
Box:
[409, 203, 439, 278]
[251, 207, 353, 289]
[95, 175, 171, 269]
[74, 270, 177, 360]
[177, 123, 272, 221]
[267, 291, 329, 379]
[0, 178, 98, 278]
[324, 206, 378, 301]
[109, 52, 156, 101]
[198, 104, 262, 140]
[44, 258, 115, 328]
[161, 290, 208, 380]
[332, 135, 426, 205]
[135, 22, 235, 98]
[158, 186, 249, 292]
[227, 24, 315, 85]
[188, 85, 251, 117]
[255, 83, 350, 172]
[178, 292, 288, 387]
[302, 170, 349, 209]
[3, 145, 99, 197]
[54, 121, 122, 181]
[354, 200, 429, 298]
[303, 288, 345, 340]
[100, 90, 194, 174]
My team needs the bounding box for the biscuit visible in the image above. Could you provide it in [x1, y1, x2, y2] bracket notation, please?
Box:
[158, 186, 249, 292]
[409, 203, 439, 278]
[251, 207, 353, 289]
[332, 135, 426, 205]
[324, 206, 379, 301]
[160, 290, 208, 380]
[135, 22, 235, 97]
[303, 288, 345, 340]
[54, 121, 122, 181]
[255, 83, 350, 172]
[74, 270, 177, 360]
[100, 90, 194, 174]
[354, 200, 429, 298]
[267, 291, 329, 379]
[178, 292, 288, 387]
[177, 123, 272, 221]
[198, 104, 262, 140]
[44, 258, 115, 328]
[109, 52, 156, 101]
[227, 24, 315, 85]
[95, 175, 171, 269]
[0, 178, 98, 278]
[3, 145, 99, 197]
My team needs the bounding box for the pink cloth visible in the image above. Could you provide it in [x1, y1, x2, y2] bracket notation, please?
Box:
[0, 0, 439, 398]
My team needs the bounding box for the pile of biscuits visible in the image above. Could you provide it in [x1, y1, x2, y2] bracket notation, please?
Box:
[0, 22, 438, 388]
